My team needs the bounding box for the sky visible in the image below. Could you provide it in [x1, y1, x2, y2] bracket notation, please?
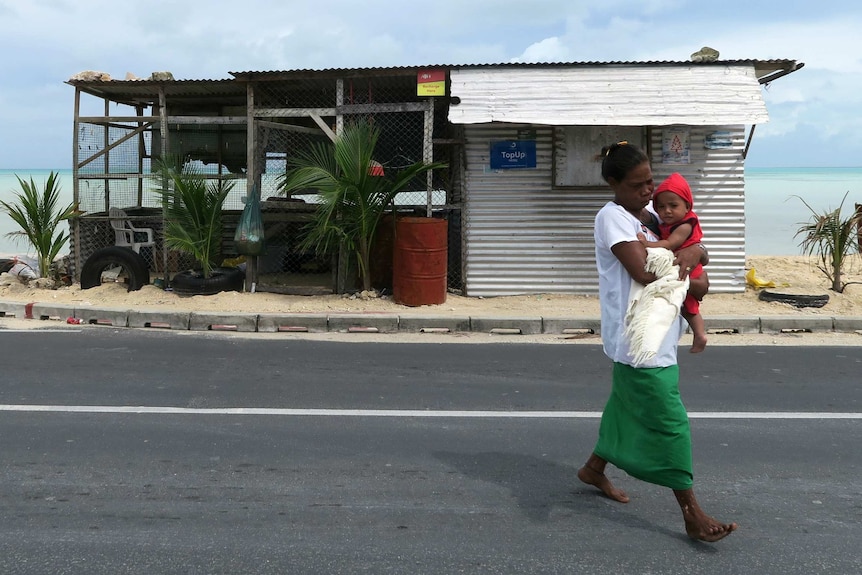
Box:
[0, 0, 858, 169]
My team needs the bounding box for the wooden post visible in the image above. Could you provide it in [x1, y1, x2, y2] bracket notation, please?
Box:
[136, 105, 145, 206]
[246, 81, 256, 292]
[158, 88, 169, 283]
[335, 78, 344, 135]
[423, 99, 434, 217]
[103, 98, 110, 213]
[335, 78, 345, 292]
[72, 88, 82, 280]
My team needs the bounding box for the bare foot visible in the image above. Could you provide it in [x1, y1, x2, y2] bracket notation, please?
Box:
[577, 466, 629, 503]
[690, 332, 707, 354]
[684, 511, 737, 542]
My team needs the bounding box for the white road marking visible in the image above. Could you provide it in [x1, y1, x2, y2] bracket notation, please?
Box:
[0, 405, 860, 419]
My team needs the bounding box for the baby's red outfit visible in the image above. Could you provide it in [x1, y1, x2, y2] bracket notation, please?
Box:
[654, 173, 704, 315]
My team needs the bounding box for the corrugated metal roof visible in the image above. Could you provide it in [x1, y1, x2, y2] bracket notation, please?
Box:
[65, 78, 247, 107]
[229, 59, 799, 82]
[449, 65, 771, 127]
[65, 59, 800, 108]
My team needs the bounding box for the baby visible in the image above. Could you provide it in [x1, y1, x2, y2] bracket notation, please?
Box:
[637, 172, 707, 353]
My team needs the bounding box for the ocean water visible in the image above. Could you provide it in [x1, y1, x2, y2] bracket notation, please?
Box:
[1, 167, 860, 256]
[743, 167, 862, 255]
[0, 169, 75, 257]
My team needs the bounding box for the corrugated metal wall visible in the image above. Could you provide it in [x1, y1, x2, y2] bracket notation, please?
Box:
[463, 124, 608, 296]
[649, 126, 747, 294]
[463, 124, 747, 297]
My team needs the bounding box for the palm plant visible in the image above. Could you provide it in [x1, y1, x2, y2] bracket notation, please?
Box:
[793, 192, 862, 293]
[278, 120, 445, 292]
[0, 171, 75, 279]
[156, 158, 234, 278]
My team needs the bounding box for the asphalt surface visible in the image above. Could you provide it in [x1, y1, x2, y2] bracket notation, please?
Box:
[0, 326, 860, 574]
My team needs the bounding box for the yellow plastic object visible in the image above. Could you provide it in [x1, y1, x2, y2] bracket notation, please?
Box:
[221, 255, 247, 268]
[745, 268, 776, 289]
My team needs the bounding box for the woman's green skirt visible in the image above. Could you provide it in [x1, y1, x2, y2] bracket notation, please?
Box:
[594, 362, 693, 490]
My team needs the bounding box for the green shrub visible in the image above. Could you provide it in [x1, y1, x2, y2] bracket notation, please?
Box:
[794, 192, 862, 293]
[0, 171, 75, 279]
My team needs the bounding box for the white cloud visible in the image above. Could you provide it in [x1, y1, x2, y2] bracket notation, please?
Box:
[515, 37, 566, 63]
[1, 0, 862, 167]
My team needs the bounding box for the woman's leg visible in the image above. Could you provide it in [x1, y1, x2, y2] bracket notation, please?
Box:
[673, 488, 737, 542]
[578, 453, 629, 503]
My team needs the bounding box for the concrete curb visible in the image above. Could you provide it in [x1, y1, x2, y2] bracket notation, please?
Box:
[759, 315, 836, 334]
[257, 313, 328, 333]
[470, 316, 543, 335]
[189, 311, 258, 332]
[328, 313, 400, 333]
[127, 309, 190, 330]
[833, 316, 862, 334]
[77, 306, 130, 327]
[0, 301, 28, 319]
[397, 315, 471, 333]
[704, 315, 761, 335]
[29, 303, 76, 321]
[3, 299, 862, 335]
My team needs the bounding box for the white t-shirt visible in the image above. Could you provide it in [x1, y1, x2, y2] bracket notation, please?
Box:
[594, 201, 684, 367]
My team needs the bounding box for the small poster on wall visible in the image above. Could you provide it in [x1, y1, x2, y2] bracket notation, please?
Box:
[489, 140, 537, 170]
[417, 70, 446, 96]
[704, 131, 733, 149]
[662, 128, 691, 164]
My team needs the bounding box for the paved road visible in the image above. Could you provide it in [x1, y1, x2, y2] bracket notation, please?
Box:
[1, 327, 860, 574]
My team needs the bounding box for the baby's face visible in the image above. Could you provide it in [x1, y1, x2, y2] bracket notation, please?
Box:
[653, 191, 690, 225]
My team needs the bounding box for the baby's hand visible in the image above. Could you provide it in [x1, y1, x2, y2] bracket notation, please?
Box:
[636, 232, 648, 246]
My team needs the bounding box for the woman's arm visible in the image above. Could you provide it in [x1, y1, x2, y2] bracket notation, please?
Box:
[613, 239, 709, 297]
[611, 240, 656, 285]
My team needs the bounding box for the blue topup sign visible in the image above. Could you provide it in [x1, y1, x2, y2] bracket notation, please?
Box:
[489, 140, 537, 170]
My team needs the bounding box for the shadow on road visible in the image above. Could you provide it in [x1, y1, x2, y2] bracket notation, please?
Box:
[434, 450, 699, 544]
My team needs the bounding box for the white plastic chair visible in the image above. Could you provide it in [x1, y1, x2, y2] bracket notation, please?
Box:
[109, 207, 155, 254]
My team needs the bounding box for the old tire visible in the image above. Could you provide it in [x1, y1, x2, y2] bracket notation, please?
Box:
[170, 267, 245, 296]
[81, 246, 150, 291]
[758, 290, 830, 308]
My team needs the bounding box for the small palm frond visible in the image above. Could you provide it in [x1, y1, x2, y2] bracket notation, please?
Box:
[275, 118, 446, 291]
[0, 171, 74, 278]
[793, 192, 862, 292]
[156, 159, 233, 278]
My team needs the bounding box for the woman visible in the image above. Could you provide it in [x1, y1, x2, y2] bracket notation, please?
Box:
[577, 141, 737, 543]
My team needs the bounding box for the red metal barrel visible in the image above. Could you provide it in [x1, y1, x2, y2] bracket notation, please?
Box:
[393, 217, 448, 306]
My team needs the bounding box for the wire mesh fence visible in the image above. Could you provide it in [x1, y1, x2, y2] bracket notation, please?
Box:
[71, 72, 463, 295]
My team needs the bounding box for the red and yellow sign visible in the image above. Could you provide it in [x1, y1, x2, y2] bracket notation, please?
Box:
[417, 69, 446, 96]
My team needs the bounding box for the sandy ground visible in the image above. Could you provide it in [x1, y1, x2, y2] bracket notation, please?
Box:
[2, 255, 860, 317]
[1, 255, 861, 345]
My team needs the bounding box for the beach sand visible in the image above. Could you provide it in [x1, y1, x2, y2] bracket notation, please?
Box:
[2, 254, 861, 346]
[1, 255, 860, 319]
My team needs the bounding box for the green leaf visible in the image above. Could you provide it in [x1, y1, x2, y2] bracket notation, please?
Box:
[277, 119, 446, 291]
[793, 192, 862, 292]
[155, 157, 233, 278]
[0, 171, 74, 279]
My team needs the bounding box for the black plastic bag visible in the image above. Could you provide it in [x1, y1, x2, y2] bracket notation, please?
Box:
[234, 184, 265, 256]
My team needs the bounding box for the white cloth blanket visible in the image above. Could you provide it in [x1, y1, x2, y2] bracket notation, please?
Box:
[623, 247, 689, 366]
